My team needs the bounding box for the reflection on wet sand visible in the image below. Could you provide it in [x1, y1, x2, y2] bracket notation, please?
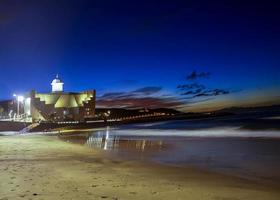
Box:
[86, 127, 165, 152]
[59, 127, 166, 153]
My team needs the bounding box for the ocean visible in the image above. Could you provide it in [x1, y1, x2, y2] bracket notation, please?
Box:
[59, 119, 280, 183]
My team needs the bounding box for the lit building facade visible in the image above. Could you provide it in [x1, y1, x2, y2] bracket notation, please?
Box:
[51, 74, 64, 93]
[23, 75, 96, 122]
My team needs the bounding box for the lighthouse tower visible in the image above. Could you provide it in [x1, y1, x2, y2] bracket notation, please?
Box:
[51, 74, 64, 93]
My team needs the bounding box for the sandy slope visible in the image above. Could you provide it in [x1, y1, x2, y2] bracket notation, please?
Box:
[0, 135, 279, 200]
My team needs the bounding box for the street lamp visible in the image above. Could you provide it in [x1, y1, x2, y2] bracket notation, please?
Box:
[13, 94, 24, 118]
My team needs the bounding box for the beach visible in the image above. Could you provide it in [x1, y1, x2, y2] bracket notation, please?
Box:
[1, 135, 280, 200]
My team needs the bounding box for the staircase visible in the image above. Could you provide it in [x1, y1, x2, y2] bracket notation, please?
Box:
[19, 123, 40, 134]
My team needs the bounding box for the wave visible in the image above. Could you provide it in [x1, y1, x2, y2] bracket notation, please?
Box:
[107, 127, 280, 138]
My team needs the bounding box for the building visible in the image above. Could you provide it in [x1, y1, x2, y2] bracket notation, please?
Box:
[0, 100, 16, 119]
[1, 75, 96, 122]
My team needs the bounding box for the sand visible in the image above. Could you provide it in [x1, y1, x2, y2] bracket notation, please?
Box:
[0, 135, 280, 200]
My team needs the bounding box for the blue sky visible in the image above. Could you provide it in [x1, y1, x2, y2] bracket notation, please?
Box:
[0, 0, 279, 111]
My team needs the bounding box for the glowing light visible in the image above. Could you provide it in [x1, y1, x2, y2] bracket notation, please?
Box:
[51, 74, 64, 92]
[25, 98, 31, 116]
[104, 127, 110, 150]
[17, 96, 24, 102]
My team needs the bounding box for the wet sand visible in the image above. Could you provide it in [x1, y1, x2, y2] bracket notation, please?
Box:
[0, 135, 280, 200]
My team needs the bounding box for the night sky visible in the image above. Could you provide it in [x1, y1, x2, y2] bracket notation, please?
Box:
[0, 0, 279, 112]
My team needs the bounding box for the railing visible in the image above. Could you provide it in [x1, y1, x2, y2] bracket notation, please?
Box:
[0, 113, 32, 122]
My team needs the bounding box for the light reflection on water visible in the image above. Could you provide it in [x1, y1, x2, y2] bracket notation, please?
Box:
[59, 126, 280, 183]
[60, 127, 167, 152]
[86, 131, 163, 152]
[85, 128, 118, 150]
[84, 127, 165, 152]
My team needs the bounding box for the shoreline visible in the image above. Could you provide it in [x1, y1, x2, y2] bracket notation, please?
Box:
[1, 113, 280, 134]
[28, 114, 280, 133]
[1, 135, 280, 200]
[57, 132, 280, 186]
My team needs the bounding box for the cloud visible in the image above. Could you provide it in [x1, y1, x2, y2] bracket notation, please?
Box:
[192, 89, 230, 98]
[176, 97, 215, 109]
[132, 87, 162, 95]
[99, 92, 127, 99]
[181, 89, 203, 96]
[178, 70, 233, 99]
[177, 83, 205, 90]
[97, 96, 183, 109]
[97, 86, 182, 108]
[180, 86, 231, 99]
[99, 86, 162, 99]
[186, 70, 210, 80]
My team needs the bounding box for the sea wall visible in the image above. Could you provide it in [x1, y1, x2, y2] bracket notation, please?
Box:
[0, 121, 30, 132]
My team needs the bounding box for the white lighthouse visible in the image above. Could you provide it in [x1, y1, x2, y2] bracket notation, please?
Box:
[51, 74, 64, 93]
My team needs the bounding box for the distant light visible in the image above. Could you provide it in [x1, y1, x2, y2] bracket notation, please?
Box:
[13, 94, 17, 97]
[17, 96, 24, 102]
